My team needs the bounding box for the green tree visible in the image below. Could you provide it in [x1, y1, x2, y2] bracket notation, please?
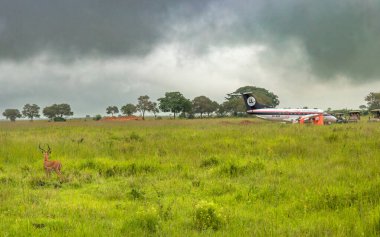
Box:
[216, 103, 228, 117]
[22, 104, 40, 121]
[180, 99, 193, 118]
[192, 96, 212, 118]
[192, 96, 219, 118]
[220, 97, 244, 116]
[43, 105, 58, 120]
[149, 102, 160, 119]
[359, 104, 368, 115]
[365, 92, 380, 110]
[136, 95, 154, 120]
[158, 92, 191, 119]
[106, 106, 119, 116]
[93, 114, 102, 121]
[56, 104, 73, 118]
[2, 109, 22, 122]
[121, 104, 137, 116]
[43, 104, 73, 120]
[206, 101, 219, 117]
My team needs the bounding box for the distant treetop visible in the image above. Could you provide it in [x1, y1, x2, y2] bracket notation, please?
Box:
[231, 86, 280, 107]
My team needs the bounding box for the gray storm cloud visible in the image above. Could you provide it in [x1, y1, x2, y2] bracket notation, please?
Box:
[0, 0, 380, 81]
[240, 0, 380, 81]
[171, 0, 380, 81]
[0, 0, 205, 59]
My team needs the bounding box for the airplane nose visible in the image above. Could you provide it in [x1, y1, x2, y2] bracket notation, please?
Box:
[324, 115, 337, 123]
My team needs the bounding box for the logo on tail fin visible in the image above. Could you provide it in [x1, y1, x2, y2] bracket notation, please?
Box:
[247, 96, 256, 106]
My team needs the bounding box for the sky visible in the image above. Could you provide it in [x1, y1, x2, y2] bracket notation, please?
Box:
[1, 0, 380, 117]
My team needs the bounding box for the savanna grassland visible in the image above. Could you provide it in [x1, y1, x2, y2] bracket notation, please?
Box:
[1, 118, 380, 236]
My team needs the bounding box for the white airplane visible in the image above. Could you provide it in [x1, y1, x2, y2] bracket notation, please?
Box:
[233, 92, 337, 124]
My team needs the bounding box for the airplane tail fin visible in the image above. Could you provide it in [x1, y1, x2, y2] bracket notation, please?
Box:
[228, 92, 272, 111]
[240, 92, 270, 111]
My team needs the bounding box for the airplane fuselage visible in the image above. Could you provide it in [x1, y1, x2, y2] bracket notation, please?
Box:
[247, 108, 337, 123]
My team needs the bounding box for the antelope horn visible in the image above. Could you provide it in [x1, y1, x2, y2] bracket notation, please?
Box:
[47, 144, 51, 153]
[38, 144, 45, 152]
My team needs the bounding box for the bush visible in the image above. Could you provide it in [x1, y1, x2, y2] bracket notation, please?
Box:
[29, 176, 62, 189]
[137, 207, 160, 232]
[223, 163, 239, 177]
[129, 188, 145, 200]
[193, 201, 224, 231]
[372, 219, 380, 236]
[129, 132, 142, 141]
[0, 175, 15, 185]
[200, 157, 220, 168]
[219, 161, 265, 177]
[93, 114, 102, 121]
[53, 117, 66, 122]
[122, 207, 160, 234]
[29, 176, 47, 188]
[79, 160, 157, 178]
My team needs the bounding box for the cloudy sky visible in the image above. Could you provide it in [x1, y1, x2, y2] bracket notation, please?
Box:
[1, 0, 380, 117]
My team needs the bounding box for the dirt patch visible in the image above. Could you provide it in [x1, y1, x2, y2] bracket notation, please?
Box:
[239, 120, 255, 125]
[101, 115, 142, 122]
[219, 120, 255, 126]
[219, 121, 234, 125]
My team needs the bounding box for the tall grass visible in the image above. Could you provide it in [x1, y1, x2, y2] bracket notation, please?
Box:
[1, 119, 380, 236]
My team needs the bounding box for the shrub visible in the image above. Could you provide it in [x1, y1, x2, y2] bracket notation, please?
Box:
[29, 176, 47, 188]
[79, 160, 157, 178]
[29, 176, 62, 189]
[129, 132, 142, 141]
[129, 188, 145, 200]
[137, 207, 160, 233]
[219, 161, 265, 177]
[372, 219, 380, 236]
[53, 117, 66, 122]
[157, 201, 173, 221]
[0, 175, 15, 185]
[93, 114, 102, 121]
[20, 165, 33, 177]
[122, 207, 160, 234]
[325, 133, 339, 142]
[200, 157, 219, 168]
[193, 201, 224, 231]
[220, 163, 240, 177]
[192, 179, 201, 187]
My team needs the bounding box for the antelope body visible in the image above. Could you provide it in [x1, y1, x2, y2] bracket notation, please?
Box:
[39, 145, 62, 177]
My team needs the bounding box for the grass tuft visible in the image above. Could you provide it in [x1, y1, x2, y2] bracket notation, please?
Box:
[193, 200, 224, 231]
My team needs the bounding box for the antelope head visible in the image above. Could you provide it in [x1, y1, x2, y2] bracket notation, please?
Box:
[39, 144, 51, 160]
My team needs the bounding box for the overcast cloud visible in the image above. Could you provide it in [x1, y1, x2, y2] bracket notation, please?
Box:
[1, 0, 380, 117]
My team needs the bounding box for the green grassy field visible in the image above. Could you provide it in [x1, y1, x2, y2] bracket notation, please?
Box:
[1, 118, 380, 236]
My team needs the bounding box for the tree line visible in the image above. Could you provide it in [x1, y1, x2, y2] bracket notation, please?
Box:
[2, 103, 74, 122]
[104, 86, 280, 120]
[3, 86, 379, 122]
[2, 86, 278, 122]
[106, 93, 214, 120]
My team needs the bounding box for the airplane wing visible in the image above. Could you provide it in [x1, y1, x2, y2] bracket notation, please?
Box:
[283, 118, 298, 123]
[299, 114, 321, 121]
[281, 114, 323, 123]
